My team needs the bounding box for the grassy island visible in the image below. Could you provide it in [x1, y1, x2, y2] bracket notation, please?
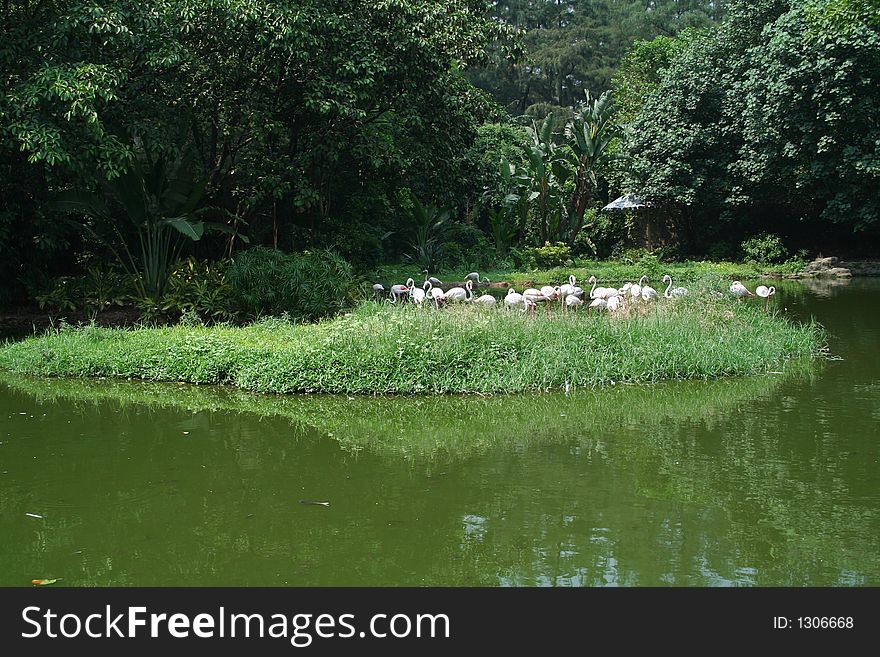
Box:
[0, 290, 824, 395]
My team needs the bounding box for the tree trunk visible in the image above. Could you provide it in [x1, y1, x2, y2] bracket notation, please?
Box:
[568, 168, 592, 246]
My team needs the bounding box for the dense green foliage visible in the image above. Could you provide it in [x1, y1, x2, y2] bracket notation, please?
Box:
[0, 291, 823, 393]
[0, 0, 518, 307]
[741, 233, 789, 265]
[1, 0, 876, 315]
[618, 0, 880, 249]
[470, 0, 723, 115]
[226, 247, 353, 320]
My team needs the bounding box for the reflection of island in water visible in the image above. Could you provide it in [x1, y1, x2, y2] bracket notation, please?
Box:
[4, 358, 879, 587]
[0, 362, 816, 459]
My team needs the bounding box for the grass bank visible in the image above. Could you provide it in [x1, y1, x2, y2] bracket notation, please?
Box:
[0, 291, 824, 394]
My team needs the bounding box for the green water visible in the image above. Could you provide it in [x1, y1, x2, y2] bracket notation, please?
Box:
[1, 278, 878, 586]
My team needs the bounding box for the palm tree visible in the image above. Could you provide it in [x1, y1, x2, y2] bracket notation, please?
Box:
[564, 90, 620, 245]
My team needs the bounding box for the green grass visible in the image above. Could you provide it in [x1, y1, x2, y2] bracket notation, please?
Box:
[372, 258, 800, 289]
[0, 287, 824, 394]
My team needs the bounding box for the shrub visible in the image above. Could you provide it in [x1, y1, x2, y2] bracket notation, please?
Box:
[161, 258, 235, 323]
[227, 247, 353, 320]
[35, 266, 132, 313]
[526, 242, 572, 268]
[741, 233, 788, 264]
[574, 208, 627, 258]
[36, 277, 84, 312]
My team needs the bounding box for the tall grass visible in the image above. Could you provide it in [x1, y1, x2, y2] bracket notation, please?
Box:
[0, 292, 824, 394]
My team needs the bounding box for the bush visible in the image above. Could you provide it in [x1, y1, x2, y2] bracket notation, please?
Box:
[35, 266, 133, 313]
[227, 247, 354, 320]
[161, 258, 235, 323]
[741, 233, 788, 265]
[574, 208, 627, 258]
[526, 242, 572, 269]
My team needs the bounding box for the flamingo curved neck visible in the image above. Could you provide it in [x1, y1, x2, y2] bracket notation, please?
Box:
[664, 278, 673, 299]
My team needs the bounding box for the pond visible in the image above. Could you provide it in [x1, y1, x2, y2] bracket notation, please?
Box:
[1, 278, 878, 586]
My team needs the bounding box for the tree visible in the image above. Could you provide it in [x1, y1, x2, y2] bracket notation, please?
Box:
[470, 1, 724, 116]
[619, 0, 880, 247]
[564, 90, 620, 245]
[0, 1, 522, 305]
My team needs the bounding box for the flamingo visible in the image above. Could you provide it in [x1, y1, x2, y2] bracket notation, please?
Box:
[630, 276, 648, 301]
[662, 275, 688, 299]
[540, 285, 560, 301]
[587, 276, 612, 300]
[408, 278, 427, 305]
[423, 270, 443, 287]
[730, 281, 754, 299]
[589, 297, 608, 312]
[523, 287, 553, 317]
[466, 272, 490, 286]
[755, 285, 776, 310]
[386, 283, 410, 304]
[473, 293, 497, 307]
[559, 275, 578, 300]
[504, 288, 523, 310]
[446, 279, 474, 303]
[565, 295, 583, 311]
[426, 281, 446, 308]
[641, 277, 659, 301]
[606, 295, 623, 312]
[372, 283, 386, 301]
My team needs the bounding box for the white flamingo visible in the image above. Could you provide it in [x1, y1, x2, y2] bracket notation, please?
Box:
[565, 294, 583, 311]
[606, 295, 622, 312]
[408, 278, 428, 305]
[755, 285, 776, 309]
[423, 269, 443, 287]
[588, 275, 617, 300]
[630, 276, 648, 301]
[662, 274, 688, 299]
[641, 277, 659, 301]
[523, 287, 553, 317]
[730, 281, 754, 299]
[540, 285, 560, 301]
[473, 293, 497, 307]
[446, 279, 474, 303]
[372, 283, 386, 300]
[465, 272, 490, 286]
[559, 275, 577, 300]
[589, 297, 608, 312]
[386, 283, 410, 304]
[504, 288, 524, 310]
[425, 281, 446, 308]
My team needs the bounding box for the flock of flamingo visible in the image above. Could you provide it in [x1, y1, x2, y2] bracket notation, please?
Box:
[373, 270, 777, 315]
[373, 270, 776, 316]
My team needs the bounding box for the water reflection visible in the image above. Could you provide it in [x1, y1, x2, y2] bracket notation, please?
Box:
[2, 365, 813, 459]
